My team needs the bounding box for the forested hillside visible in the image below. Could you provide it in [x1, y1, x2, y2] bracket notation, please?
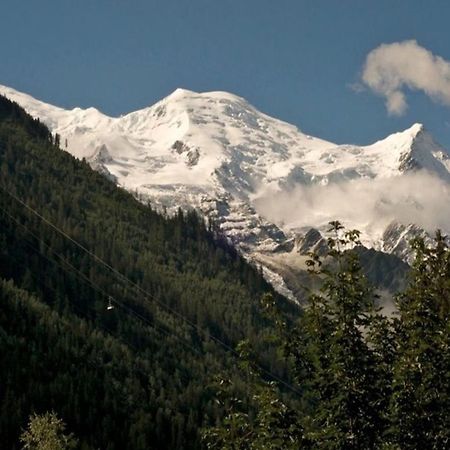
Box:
[0, 95, 298, 449]
[204, 225, 450, 449]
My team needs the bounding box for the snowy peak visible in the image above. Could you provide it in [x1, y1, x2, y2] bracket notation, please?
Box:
[109, 87, 336, 197]
[166, 87, 198, 98]
[367, 123, 450, 180]
[405, 124, 450, 179]
[398, 122, 424, 138]
[408, 122, 425, 134]
[1, 83, 449, 191]
[0, 84, 112, 145]
[1, 83, 450, 300]
[1, 83, 449, 200]
[369, 122, 425, 150]
[0, 84, 65, 129]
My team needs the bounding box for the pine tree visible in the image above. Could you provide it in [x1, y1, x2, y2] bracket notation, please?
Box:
[203, 223, 388, 450]
[202, 341, 305, 450]
[387, 231, 450, 449]
[297, 222, 385, 449]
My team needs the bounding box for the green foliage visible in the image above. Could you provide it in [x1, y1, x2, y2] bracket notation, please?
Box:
[202, 342, 305, 450]
[205, 223, 450, 450]
[203, 381, 303, 450]
[387, 231, 450, 449]
[20, 412, 78, 450]
[2, 94, 449, 450]
[292, 222, 386, 448]
[0, 94, 297, 449]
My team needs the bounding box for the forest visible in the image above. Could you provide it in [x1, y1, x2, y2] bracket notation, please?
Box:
[0, 95, 297, 449]
[203, 223, 450, 449]
[0, 95, 449, 449]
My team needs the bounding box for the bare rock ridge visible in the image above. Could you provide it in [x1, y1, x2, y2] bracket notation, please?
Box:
[295, 228, 328, 257]
[395, 123, 450, 180]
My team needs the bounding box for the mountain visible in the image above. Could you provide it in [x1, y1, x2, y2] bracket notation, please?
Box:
[0, 95, 299, 449]
[2, 84, 449, 299]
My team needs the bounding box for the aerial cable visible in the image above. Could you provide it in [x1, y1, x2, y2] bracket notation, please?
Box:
[0, 185, 302, 395]
[0, 185, 302, 396]
[0, 206, 203, 357]
[2, 254, 180, 383]
[0, 186, 202, 328]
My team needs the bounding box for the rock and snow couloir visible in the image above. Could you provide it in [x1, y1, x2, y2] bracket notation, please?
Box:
[1, 84, 449, 299]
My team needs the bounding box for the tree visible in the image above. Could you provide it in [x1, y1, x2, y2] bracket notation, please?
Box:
[53, 133, 60, 148]
[295, 222, 386, 448]
[203, 224, 450, 450]
[387, 231, 450, 449]
[202, 342, 306, 450]
[0, 93, 292, 449]
[20, 412, 78, 450]
[204, 223, 389, 449]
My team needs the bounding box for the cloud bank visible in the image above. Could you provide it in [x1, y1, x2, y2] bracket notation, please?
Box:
[255, 172, 450, 243]
[362, 40, 450, 115]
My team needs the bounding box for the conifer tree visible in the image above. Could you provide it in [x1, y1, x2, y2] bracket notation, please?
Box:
[202, 341, 305, 450]
[387, 231, 450, 449]
[204, 223, 389, 449]
[296, 222, 385, 449]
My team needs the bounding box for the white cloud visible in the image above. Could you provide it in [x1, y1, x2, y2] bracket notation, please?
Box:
[361, 40, 450, 115]
[254, 172, 450, 243]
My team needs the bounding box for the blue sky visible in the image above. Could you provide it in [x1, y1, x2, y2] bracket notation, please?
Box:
[2, 0, 450, 148]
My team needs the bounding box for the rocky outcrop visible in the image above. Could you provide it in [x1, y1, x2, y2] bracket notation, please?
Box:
[295, 228, 329, 256]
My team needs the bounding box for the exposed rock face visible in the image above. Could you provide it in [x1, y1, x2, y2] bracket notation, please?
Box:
[295, 228, 329, 257]
[396, 125, 450, 181]
[198, 195, 288, 253]
[398, 151, 421, 172]
[88, 145, 118, 183]
[171, 140, 201, 166]
[381, 222, 431, 264]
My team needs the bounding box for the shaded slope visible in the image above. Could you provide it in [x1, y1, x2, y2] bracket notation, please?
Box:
[0, 95, 298, 449]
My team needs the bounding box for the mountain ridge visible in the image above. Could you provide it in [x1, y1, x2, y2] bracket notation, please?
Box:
[2, 84, 447, 186]
[1, 84, 449, 300]
[0, 93, 298, 449]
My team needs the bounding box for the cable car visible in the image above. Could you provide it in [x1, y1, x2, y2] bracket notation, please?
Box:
[107, 296, 115, 310]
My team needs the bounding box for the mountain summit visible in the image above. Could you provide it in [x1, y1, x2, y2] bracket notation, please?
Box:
[365, 123, 450, 180]
[2, 85, 448, 191]
[1, 84, 449, 299]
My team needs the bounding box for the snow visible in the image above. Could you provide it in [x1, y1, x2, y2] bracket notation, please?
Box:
[4, 84, 446, 197]
[0, 84, 336, 193]
[1, 83, 449, 299]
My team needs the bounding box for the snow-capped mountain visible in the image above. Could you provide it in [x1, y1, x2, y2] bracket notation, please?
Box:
[2, 84, 449, 299]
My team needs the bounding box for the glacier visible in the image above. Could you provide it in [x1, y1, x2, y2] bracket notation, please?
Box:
[1, 84, 449, 300]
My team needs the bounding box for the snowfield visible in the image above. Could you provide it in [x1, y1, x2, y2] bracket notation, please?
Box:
[2, 84, 449, 299]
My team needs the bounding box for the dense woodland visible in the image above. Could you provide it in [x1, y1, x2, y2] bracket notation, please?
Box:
[203, 224, 450, 449]
[0, 95, 297, 449]
[0, 96, 449, 449]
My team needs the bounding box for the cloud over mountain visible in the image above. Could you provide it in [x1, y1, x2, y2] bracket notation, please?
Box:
[362, 40, 450, 115]
[255, 172, 450, 242]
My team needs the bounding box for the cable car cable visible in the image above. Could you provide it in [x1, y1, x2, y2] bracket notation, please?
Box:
[0, 206, 203, 357]
[0, 186, 302, 396]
